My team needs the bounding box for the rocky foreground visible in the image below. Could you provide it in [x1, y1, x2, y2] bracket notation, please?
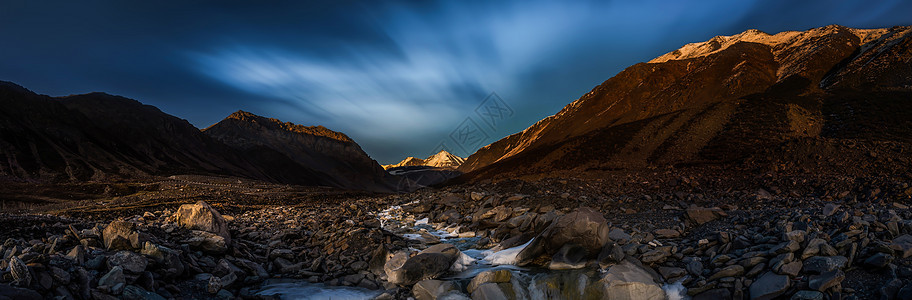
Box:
[1, 171, 911, 299]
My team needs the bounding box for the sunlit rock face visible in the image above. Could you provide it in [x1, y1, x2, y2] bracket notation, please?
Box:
[459, 25, 912, 181]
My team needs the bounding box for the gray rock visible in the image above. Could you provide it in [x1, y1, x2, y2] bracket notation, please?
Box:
[790, 290, 823, 300]
[386, 244, 461, 285]
[0, 284, 42, 299]
[515, 207, 611, 266]
[467, 270, 512, 293]
[808, 270, 844, 292]
[471, 282, 512, 300]
[822, 204, 840, 217]
[694, 288, 731, 300]
[413, 279, 458, 300]
[599, 259, 665, 300]
[640, 247, 672, 264]
[103, 221, 142, 251]
[99, 266, 126, 295]
[107, 250, 148, 273]
[863, 253, 893, 268]
[778, 261, 802, 277]
[9, 256, 30, 287]
[686, 206, 723, 225]
[749, 272, 790, 300]
[173, 201, 231, 242]
[802, 256, 847, 274]
[183, 230, 228, 253]
[609, 228, 632, 244]
[66, 245, 86, 265]
[273, 257, 302, 273]
[708, 265, 744, 281]
[657, 267, 686, 280]
[686, 259, 704, 276]
[208, 275, 222, 294]
[122, 285, 166, 300]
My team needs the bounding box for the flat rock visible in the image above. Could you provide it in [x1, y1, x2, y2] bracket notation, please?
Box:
[802, 256, 847, 274]
[749, 272, 790, 300]
[808, 270, 844, 292]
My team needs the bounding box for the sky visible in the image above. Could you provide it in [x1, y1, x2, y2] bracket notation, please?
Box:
[2, 0, 911, 164]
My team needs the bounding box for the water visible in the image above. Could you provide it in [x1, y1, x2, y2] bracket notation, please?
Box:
[256, 280, 382, 300]
[257, 201, 690, 299]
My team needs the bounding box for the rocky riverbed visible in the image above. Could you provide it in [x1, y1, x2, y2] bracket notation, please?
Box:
[1, 171, 911, 299]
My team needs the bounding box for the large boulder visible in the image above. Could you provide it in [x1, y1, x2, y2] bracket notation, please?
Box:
[515, 207, 611, 266]
[103, 221, 142, 251]
[386, 244, 461, 285]
[599, 258, 665, 300]
[173, 201, 230, 241]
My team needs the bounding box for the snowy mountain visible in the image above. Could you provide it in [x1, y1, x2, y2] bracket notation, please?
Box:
[384, 150, 465, 170]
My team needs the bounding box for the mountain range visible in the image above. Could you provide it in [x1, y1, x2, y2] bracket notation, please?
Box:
[0, 83, 396, 192]
[2, 24, 910, 192]
[383, 150, 465, 170]
[457, 25, 912, 181]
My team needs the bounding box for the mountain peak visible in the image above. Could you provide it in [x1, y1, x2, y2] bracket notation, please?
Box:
[213, 111, 353, 143]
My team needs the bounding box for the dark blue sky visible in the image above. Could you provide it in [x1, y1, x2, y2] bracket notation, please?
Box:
[2, 0, 911, 163]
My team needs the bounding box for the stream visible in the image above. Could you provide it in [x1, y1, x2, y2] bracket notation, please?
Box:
[255, 201, 690, 299]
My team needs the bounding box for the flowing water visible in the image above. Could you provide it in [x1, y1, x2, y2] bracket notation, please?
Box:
[256, 202, 690, 299]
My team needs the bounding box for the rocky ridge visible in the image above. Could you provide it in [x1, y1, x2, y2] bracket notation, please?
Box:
[458, 25, 912, 182]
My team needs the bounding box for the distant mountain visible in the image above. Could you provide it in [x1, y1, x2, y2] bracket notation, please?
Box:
[0, 84, 395, 191]
[204, 111, 395, 192]
[0, 82, 268, 182]
[458, 25, 912, 181]
[383, 150, 465, 170]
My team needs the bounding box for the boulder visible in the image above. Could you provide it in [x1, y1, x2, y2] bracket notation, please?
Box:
[471, 282, 515, 300]
[98, 266, 126, 295]
[467, 270, 512, 293]
[173, 201, 230, 241]
[686, 206, 724, 225]
[413, 280, 458, 300]
[386, 244, 461, 285]
[107, 251, 148, 273]
[808, 270, 844, 292]
[598, 259, 665, 300]
[183, 230, 228, 253]
[749, 272, 790, 300]
[9, 257, 30, 287]
[515, 207, 611, 266]
[103, 221, 141, 251]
